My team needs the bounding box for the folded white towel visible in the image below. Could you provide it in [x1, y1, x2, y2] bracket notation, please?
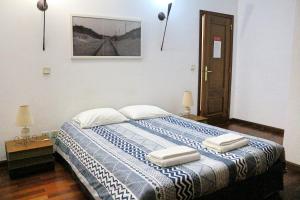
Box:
[204, 133, 245, 146]
[148, 146, 197, 160]
[202, 138, 249, 153]
[147, 152, 201, 167]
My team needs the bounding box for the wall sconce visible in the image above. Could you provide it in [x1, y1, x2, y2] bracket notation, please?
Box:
[158, 2, 172, 51]
[37, 0, 48, 51]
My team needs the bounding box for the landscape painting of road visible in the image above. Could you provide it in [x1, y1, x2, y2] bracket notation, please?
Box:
[72, 16, 141, 58]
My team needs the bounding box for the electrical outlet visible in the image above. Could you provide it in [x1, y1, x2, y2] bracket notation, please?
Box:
[50, 130, 59, 139]
[41, 130, 59, 140]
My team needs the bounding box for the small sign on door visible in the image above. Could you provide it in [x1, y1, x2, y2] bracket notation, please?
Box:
[213, 36, 222, 58]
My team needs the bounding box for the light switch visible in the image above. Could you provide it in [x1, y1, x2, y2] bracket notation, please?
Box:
[43, 67, 51, 75]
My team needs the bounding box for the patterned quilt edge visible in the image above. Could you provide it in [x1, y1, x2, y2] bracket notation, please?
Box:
[56, 146, 100, 200]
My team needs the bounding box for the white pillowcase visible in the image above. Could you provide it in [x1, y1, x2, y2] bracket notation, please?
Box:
[73, 108, 128, 129]
[119, 105, 171, 120]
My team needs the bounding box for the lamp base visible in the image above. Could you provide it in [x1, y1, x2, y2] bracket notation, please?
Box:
[20, 127, 31, 145]
[183, 107, 191, 115]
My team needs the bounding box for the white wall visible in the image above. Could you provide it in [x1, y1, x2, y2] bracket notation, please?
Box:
[232, 0, 296, 129]
[0, 0, 238, 160]
[283, 0, 300, 165]
[233, 0, 300, 165]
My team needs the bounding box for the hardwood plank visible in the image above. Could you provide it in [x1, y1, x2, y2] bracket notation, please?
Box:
[14, 188, 46, 199]
[28, 196, 49, 200]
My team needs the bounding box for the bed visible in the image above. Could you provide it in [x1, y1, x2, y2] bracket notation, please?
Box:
[55, 115, 285, 200]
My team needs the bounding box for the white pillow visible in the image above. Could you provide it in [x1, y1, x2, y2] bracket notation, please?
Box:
[73, 108, 129, 128]
[119, 105, 171, 120]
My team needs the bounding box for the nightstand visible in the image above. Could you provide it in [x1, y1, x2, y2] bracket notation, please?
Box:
[182, 114, 208, 123]
[5, 135, 54, 179]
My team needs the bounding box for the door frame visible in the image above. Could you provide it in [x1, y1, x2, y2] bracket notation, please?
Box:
[197, 10, 234, 119]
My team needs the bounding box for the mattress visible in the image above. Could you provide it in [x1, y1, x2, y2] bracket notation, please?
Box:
[55, 115, 284, 200]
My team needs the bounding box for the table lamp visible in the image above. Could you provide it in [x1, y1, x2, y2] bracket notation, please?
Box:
[182, 91, 194, 115]
[16, 105, 33, 141]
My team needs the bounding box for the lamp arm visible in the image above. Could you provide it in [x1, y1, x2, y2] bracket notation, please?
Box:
[167, 3, 172, 17]
[37, 0, 48, 51]
[160, 3, 173, 51]
[43, 10, 46, 51]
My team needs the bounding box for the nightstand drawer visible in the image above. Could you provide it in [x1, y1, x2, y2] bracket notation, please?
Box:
[8, 154, 54, 170]
[7, 146, 53, 161]
[5, 136, 55, 179]
[9, 162, 55, 179]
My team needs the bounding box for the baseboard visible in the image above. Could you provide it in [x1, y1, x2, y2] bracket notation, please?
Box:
[229, 118, 284, 135]
[286, 161, 300, 171]
[0, 160, 7, 167]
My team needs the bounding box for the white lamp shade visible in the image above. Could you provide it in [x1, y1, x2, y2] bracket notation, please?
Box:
[16, 105, 33, 127]
[182, 91, 194, 107]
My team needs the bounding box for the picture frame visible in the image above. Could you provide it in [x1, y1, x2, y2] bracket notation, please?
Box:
[71, 15, 142, 59]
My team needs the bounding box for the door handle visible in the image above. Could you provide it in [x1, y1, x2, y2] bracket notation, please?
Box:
[204, 66, 213, 82]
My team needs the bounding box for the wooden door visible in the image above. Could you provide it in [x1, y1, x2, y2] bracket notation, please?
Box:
[198, 11, 233, 122]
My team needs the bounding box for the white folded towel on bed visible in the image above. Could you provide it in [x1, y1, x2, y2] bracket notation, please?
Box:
[204, 133, 246, 146]
[202, 138, 249, 153]
[147, 152, 201, 167]
[148, 146, 197, 160]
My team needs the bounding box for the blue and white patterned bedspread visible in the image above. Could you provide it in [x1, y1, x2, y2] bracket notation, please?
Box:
[55, 115, 284, 200]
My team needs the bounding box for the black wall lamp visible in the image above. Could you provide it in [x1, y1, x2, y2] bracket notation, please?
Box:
[158, 2, 173, 51]
[37, 0, 48, 51]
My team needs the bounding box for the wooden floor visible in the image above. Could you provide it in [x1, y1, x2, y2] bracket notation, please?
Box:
[0, 161, 86, 200]
[0, 121, 299, 200]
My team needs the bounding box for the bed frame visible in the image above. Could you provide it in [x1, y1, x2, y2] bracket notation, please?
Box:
[55, 153, 285, 200]
[201, 160, 284, 200]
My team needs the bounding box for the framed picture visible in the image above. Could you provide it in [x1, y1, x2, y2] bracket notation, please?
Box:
[71, 15, 142, 59]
